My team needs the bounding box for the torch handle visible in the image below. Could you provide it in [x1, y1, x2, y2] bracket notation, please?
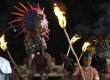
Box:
[78, 52, 83, 61]
[64, 28, 86, 80]
[6, 50, 23, 80]
[66, 46, 70, 56]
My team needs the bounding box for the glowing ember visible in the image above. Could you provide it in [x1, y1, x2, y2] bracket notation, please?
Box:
[0, 34, 7, 51]
[82, 42, 91, 52]
[53, 3, 66, 28]
[70, 34, 81, 44]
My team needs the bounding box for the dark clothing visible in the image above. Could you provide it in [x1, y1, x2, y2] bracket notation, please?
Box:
[33, 56, 47, 73]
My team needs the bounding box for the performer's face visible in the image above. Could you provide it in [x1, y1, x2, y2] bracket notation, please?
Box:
[105, 64, 110, 72]
[83, 57, 92, 66]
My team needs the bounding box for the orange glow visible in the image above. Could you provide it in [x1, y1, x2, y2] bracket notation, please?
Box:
[70, 34, 81, 44]
[0, 34, 7, 51]
[82, 42, 91, 52]
[53, 3, 66, 28]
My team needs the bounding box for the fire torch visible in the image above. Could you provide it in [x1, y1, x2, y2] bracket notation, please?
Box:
[53, 3, 85, 80]
[0, 34, 23, 79]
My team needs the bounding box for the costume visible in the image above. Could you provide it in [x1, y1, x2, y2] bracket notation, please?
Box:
[0, 57, 12, 80]
[9, 2, 49, 42]
[9, 2, 52, 79]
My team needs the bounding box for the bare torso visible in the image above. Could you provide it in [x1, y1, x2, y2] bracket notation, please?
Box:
[72, 66, 99, 80]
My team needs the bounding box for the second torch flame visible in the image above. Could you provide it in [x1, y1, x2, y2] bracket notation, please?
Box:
[82, 42, 91, 52]
[54, 3, 66, 28]
[71, 34, 81, 44]
[0, 34, 7, 51]
[78, 42, 91, 61]
[67, 34, 81, 56]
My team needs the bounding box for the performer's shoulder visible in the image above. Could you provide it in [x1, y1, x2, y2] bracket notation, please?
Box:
[91, 66, 98, 72]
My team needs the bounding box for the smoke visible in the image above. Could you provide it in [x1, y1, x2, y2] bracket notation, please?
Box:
[74, 24, 92, 39]
[98, 3, 110, 15]
[93, 15, 110, 36]
[92, 3, 110, 37]
[74, 3, 110, 40]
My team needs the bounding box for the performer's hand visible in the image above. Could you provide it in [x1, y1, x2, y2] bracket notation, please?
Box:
[74, 62, 78, 67]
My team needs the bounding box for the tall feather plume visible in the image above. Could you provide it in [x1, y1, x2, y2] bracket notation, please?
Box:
[15, 29, 25, 37]
[11, 12, 24, 17]
[9, 19, 22, 24]
[27, 2, 34, 10]
[19, 2, 29, 11]
[13, 6, 25, 13]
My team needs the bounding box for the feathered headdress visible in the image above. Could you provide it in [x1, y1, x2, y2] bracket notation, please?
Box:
[9, 2, 49, 41]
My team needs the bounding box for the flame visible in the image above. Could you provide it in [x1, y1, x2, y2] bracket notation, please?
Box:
[87, 46, 96, 54]
[53, 3, 66, 28]
[0, 34, 7, 51]
[82, 42, 91, 52]
[70, 34, 81, 44]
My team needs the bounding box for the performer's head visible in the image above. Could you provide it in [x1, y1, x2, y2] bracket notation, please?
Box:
[82, 51, 92, 66]
[105, 59, 110, 73]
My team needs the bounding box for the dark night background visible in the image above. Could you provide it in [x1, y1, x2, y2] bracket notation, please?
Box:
[0, 0, 110, 65]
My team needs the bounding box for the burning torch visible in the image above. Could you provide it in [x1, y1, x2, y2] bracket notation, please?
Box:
[53, 3, 85, 80]
[79, 42, 91, 61]
[0, 34, 22, 79]
[66, 34, 81, 56]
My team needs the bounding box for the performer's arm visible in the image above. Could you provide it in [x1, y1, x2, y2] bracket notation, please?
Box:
[94, 68, 100, 80]
[72, 66, 80, 80]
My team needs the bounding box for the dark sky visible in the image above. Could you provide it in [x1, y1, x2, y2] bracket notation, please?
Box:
[0, 0, 110, 64]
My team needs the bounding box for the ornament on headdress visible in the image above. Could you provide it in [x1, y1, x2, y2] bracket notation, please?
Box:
[9, 2, 50, 41]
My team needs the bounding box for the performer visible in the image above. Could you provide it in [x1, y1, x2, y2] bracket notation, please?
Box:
[9, 2, 52, 80]
[0, 56, 12, 80]
[72, 51, 99, 80]
[101, 59, 110, 80]
[9, 2, 51, 70]
[28, 42, 52, 73]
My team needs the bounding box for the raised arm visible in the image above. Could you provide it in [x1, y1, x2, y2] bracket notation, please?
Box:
[72, 66, 80, 80]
